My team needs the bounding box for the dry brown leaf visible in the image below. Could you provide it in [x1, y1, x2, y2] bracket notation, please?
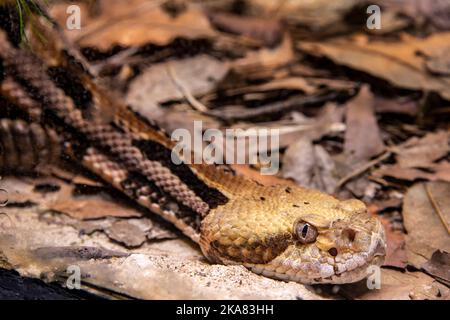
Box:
[339, 269, 449, 300]
[0, 177, 61, 207]
[281, 138, 338, 194]
[0, 176, 150, 229]
[374, 96, 419, 116]
[344, 86, 385, 164]
[305, 78, 357, 93]
[298, 33, 450, 100]
[104, 219, 152, 248]
[425, 46, 450, 76]
[373, 161, 450, 182]
[209, 92, 341, 122]
[403, 182, 450, 268]
[221, 102, 344, 151]
[375, 213, 407, 269]
[48, 183, 143, 220]
[126, 55, 229, 121]
[43, 211, 177, 245]
[50, 1, 216, 50]
[232, 33, 295, 74]
[422, 250, 450, 286]
[372, 198, 403, 213]
[225, 77, 317, 96]
[393, 131, 450, 169]
[250, 0, 358, 29]
[379, 0, 450, 31]
[207, 11, 283, 47]
[423, 250, 450, 286]
[238, 75, 356, 95]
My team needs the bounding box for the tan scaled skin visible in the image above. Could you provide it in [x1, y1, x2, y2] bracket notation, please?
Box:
[200, 184, 386, 285]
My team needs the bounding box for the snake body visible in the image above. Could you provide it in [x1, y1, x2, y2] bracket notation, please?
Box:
[0, 18, 386, 285]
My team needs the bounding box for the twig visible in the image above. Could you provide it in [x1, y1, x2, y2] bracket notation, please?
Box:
[166, 63, 208, 113]
[424, 183, 450, 235]
[208, 91, 341, 122]
[91, 47, 139, 75]
[335, 150, 392, 191]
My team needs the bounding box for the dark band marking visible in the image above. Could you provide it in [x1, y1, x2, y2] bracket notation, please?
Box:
[133, 139, 229, 209]
[0, 6, 21, 47]
[121, 171, 202, 231]
[47, 66, 93, 112]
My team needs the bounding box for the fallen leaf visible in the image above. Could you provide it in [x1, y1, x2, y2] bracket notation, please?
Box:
[281, 138, 338, 194]
[402, 182, 450, 268]
[224, 77, 318, 96]
[339, 268, 450, 300]
[344, 86, 385, 164]
[377, 214, 407, 269]
[250, 0, 358, 30]
[126, 55, 229, 121]
[374, 96, 419, 116]
[422, 250, 450, 286]
[50, 1, 216, 50]
[215, 103, 344, 159]
[233, 33, 295, 74]
[372, 198, 403, 213]
[393, 131, 450, 169]
[207, 11, 283, 47]
[305, 78, 357, 93]
[298, 33, 450, 100]
[0, 177, 59, 207]
[425, 46, 450, 76]
[373, 161, 450, 182]
[104, 219, 152, 248]
[379, 0, 450, 31]
[48, 183, 143, 220]
[209, 92, 341, 122]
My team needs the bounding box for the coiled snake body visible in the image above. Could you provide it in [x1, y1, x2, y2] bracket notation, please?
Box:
[0, 22, 385, 285]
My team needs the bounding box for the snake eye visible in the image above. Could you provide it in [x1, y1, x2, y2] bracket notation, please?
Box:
[295, 221, 318, 244]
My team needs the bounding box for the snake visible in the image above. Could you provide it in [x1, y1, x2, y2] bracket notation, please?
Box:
[0, 11, 386, 285]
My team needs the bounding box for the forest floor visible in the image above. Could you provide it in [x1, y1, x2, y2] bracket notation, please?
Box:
[0, 0, 449, 299]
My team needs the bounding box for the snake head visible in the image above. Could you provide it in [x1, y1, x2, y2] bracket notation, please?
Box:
[200, 185, 386, 285]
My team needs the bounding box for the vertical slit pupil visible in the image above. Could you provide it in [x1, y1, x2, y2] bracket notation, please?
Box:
[302, 225, 309, 238]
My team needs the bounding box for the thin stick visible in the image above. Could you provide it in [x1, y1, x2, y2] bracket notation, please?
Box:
[424, 183, 450, 235]
[166, 63, 208, 113]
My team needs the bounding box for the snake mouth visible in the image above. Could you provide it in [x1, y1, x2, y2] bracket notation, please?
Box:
[322, 228, 386, 285]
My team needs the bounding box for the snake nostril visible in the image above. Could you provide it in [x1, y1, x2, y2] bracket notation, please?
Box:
[328, 247, 338, 257]
[342, 228, 356, 242]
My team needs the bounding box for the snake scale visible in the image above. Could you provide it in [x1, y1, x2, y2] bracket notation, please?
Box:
[0, 12, 386, 285]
